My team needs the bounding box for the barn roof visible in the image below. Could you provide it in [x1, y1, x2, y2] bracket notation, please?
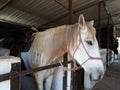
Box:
[0, 0, 120, 32]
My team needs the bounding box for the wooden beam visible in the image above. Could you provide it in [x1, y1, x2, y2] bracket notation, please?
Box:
[0, 0, 12, 10]
[41, 0, 103, 26]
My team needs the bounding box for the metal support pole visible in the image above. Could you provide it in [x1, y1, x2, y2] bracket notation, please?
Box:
[98, 2, 101, 45]
[42, 0, 104, 26]
[106, 15, 110, 68]
[68, 0, 72, 24]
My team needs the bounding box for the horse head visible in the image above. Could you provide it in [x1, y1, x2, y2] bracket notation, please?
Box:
[69, 14, 104, 82]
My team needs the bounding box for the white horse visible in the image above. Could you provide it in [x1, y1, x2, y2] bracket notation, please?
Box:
[84, 49, 107, 90]
[21, 14, 104, 90]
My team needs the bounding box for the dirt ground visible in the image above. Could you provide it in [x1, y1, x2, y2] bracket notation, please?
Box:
[93, 60, 120, 90]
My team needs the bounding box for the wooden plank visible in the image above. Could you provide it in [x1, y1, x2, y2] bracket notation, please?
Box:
[63, 53, 68, 90]
[10, 63, 21, 90]
[0, 61, 72, 81]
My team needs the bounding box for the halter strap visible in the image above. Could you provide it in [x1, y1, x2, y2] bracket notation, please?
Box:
[71, 24, 102, 70]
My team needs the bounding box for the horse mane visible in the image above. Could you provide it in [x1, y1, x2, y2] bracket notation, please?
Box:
[29, 22, 95, 65]
[86, 22, 95, 41]
[29, 24, 78, 62]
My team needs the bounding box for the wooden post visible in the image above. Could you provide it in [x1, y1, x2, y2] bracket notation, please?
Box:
[11, 63, 21, 90]
[63, 53, 68, 90]
[63, 0, 73, 90]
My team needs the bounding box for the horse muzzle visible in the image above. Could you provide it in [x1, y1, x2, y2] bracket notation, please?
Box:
[89, 70, 104, 81]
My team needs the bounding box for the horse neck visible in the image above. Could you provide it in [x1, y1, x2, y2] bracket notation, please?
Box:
[30, 25, 78, 64]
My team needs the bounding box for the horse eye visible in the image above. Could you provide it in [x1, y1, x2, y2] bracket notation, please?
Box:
[86, 40, 93, 45]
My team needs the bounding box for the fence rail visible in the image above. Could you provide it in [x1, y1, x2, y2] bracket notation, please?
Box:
[0, 60, 72, 82]
[0, 59, 73, 90]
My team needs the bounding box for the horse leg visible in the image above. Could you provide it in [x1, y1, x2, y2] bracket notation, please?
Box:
[34, 71, 45, 90]
[51, 67, 64, 90]
[45, 75, 53, 90]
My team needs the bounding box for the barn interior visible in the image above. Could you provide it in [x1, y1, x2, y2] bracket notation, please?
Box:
[0, 0, 120, 90]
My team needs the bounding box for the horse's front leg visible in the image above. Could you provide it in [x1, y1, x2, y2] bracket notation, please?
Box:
[34, 71, 45, 90]
[45, 75, 53, 90]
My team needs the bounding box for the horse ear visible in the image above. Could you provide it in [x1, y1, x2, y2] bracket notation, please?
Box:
[31, 26, 39, 32]
[89, 20, 94, 26]
[0, 38, 5, 42]
[78, 14, 85, 27]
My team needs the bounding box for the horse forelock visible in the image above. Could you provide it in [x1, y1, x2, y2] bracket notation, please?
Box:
[85, 22, 95, 41]
[29, 24, 79, 63]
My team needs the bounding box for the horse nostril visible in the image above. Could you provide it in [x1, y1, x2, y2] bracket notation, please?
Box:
[98, 75, 102, 80]
[89, 73, 102, 81]
[99, 74, 103, 80]
[89, 73, 92, 81]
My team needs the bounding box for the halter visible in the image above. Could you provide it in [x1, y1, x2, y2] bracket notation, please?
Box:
[71, 24, 103, 70]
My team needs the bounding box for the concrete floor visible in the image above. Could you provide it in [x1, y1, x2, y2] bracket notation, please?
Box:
[93, 59, 120, 90]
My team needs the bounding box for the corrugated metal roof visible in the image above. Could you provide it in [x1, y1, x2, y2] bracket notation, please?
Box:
[106, 0, 120, 29]
[0, 0, 98, 26]
[0, 0, 120, 31]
